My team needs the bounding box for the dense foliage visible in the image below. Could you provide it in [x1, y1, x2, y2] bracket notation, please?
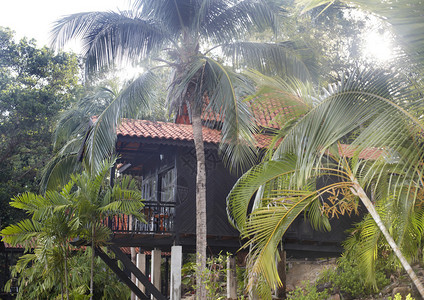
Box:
[2, 0, 424, 298]
[0, 27, 81, 227]
[5, 248, 131, 300]
[1, 158, 143, 299]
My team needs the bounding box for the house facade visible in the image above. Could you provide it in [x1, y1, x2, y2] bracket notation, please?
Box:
[104, 106, 370, 299]
[112, 118, 363, 256]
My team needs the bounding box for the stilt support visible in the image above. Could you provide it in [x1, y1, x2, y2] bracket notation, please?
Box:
[108, 245, 166, 300]
[136, 253, 146, 300]
[227, 255, 237, 300]
[151, 248, 161, 300]
[170, 246, 182, 300]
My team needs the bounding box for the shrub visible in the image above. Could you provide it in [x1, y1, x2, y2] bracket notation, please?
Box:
[317, 255, 390, 298]
[287, 281, 329, 300]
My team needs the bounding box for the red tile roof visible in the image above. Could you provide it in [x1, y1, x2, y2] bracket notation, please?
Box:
[249, 98, 298, 129]
[118, 118, 272, 148]
[119, 119, 220, 143]
[174, 98, 299, 129]
[338, 144, 385, 160]
[117, 119, 385, 161]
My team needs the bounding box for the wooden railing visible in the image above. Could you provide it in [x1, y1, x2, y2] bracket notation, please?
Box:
[109, 201, 175, 234]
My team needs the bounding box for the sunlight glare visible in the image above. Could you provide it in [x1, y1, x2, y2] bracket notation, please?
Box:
[363, 31, 393, 63]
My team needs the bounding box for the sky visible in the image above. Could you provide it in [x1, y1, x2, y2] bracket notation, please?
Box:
[0, 0, 394, 64]
[0, 0, 130, 51]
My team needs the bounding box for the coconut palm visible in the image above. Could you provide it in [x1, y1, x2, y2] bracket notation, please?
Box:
[49, 1, 316, 296]
[342, 195, 424, 290]
[226, 68, 424, 298]
[40, 86, 121, 192]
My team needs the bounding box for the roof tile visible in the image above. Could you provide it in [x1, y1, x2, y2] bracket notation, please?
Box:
[118, 118, 270, 147]
[117, 120, 384, 160]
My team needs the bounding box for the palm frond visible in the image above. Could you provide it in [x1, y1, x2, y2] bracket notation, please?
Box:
[200, 0, 278, 44]
[273, 69, 424, 192]
[243, 191, 317, 290]
[295, 0, 335, 15]
[51, 11, 169, 74]
[85, 72, 156, 173]
[203, 58, 258, 173]
[343, 211, 382, 287]
[227, 156, 298, 231]
[40, 152, 81, 193]
[221, 41, 317, 81]
[1, 219, 41, 248]
[54, 87, 117, 150]
[134, 0, 200, 35]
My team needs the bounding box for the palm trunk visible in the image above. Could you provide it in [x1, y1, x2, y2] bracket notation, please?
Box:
[351, 179, 424, 298]
[90, 224, 95, 300]
[191, 109, 207, 300]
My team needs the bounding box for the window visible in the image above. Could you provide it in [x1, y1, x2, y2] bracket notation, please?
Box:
[141, 168, 176, 203]
[159, 168, 176, 203]
[142, 176, 157, 202]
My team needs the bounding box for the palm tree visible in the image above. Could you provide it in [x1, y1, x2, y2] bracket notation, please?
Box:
[40, 86, 121, 192]
[66, 159, 143, 299]
[342, 195, 424, 289]
[2, 159, 143, 300]
[49, 1, 314, 297]
[226, 68, 424, 298]
[1, 185, 79, 299]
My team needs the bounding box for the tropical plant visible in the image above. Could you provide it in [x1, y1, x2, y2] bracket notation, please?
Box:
[287, 281, 330, 300]
[4, 247, 131, 300]
[41, 86, 119, 192]
[182, 252, 229, 299]
[65, 158, 143, 299]
[226, 68, 424, 299]
[1, 182, 79, 299]
[316, 253, 390, 298]
[48, 0, 315, 297]
[342, 196, 424, 290]
[2, 158, 143, 300]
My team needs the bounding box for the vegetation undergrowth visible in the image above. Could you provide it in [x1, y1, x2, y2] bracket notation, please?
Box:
[182, 252, 247, 299]
[287, 282, 330, 300]
[287, 253, 391, 299]
[317, 255, 390, 298]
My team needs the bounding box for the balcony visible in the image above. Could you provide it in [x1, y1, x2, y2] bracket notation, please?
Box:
[109, 201, 176, 234]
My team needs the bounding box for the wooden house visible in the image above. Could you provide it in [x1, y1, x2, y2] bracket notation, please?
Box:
[112, 118, 363, 256]
[96, 104, 371, 299]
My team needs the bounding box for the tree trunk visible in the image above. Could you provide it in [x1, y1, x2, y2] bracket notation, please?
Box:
[351, 179, 424, 298]
[90, 225, 95, 300]
[191, 109, 207, 300]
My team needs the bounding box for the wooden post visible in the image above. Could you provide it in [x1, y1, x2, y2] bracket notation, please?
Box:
[170, 246, 182, 300]
[136, 253, 147, 299]
[227, 256, 237, 299]
[151, 249, 161, 300]
[131, 246, 137, 300]
[130, 215, 136, 300]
